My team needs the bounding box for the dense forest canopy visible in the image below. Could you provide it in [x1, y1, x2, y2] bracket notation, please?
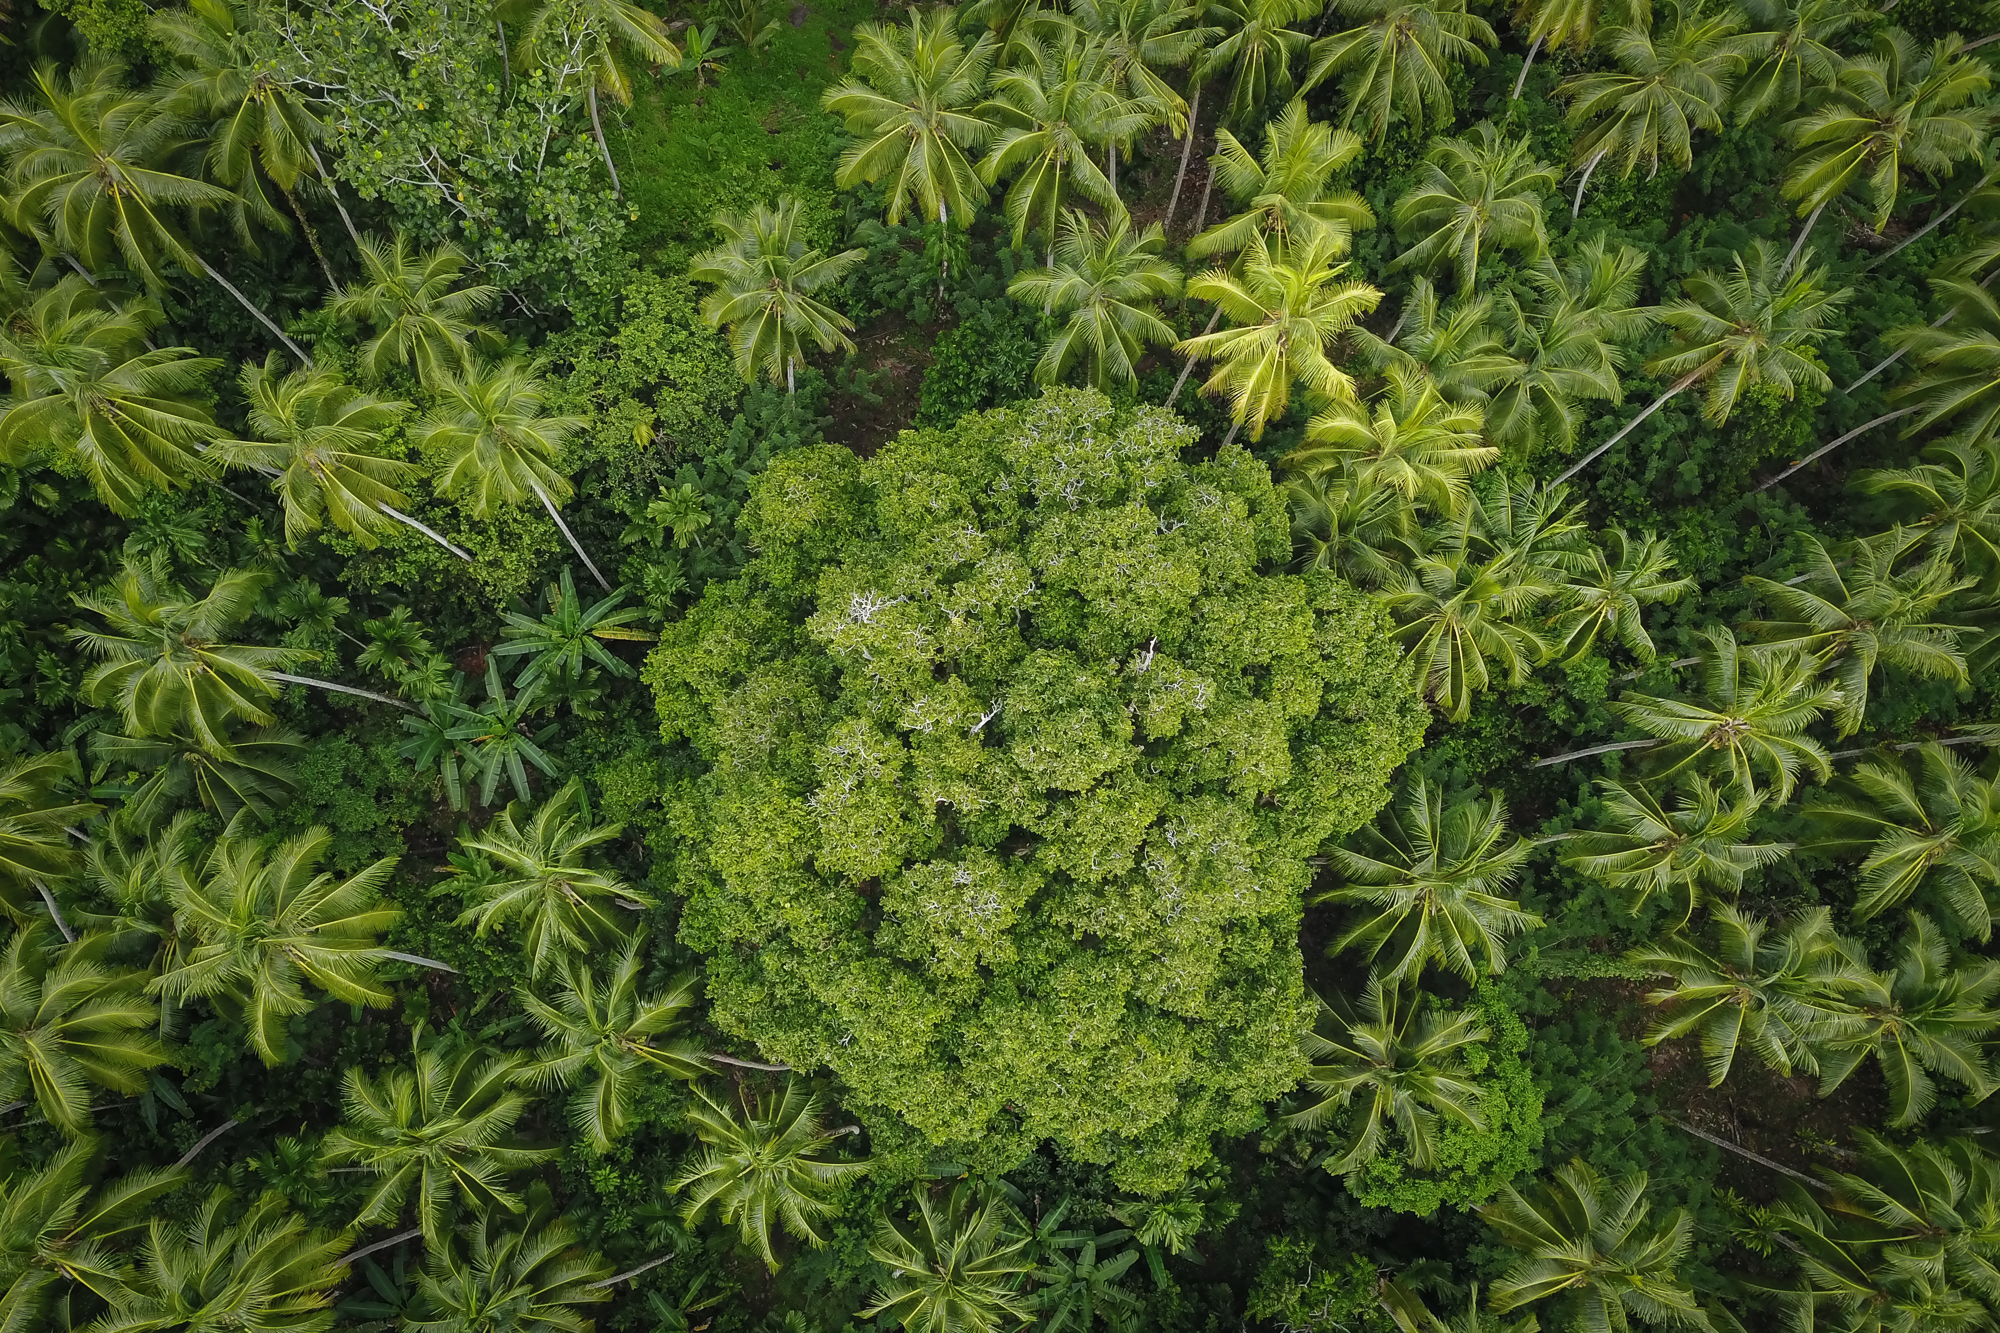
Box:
[4, 0, 2000, 1325]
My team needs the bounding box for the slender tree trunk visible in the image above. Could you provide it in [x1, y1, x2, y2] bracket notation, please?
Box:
[497, 19, 512, 93]
[1781, 200, 1826, 278]
[938, 199, 950, 306]
[531, 479, 612, 591]
[305, 141, 366, 257]
[1756, 407, 1920, 492]
[33, 881, 74, 943]
[1169, 304, 1224, 406]
[1844, 272, 2000, 391]
[1572, 147, 1608, 217]
[275, 169, 338, 289]
[377, 502, 474, 561]
[1165, 81, 1202, 233]
[268, 671, 421, 710]
[786, 356, 795, 394]
[1511, 34, 1543, 100]
[195, 256, 313, 366]
[1551, 374, 1698, 485]
[1871, 168, 2000, 268]
[343, 1229, 424, 1266]
[1222, 417, 1242, 447]
[1192, 154, 1217, 235]
[175, 1119, 239, 1168]
[376, 949, 457, 972]
[1107, 142, 1117, 196]
[588, 86, 623, 199]
[1531, 738, 1662, 768]
[586, 1253, 681, 1290]
[706, 1052, 792, 1070]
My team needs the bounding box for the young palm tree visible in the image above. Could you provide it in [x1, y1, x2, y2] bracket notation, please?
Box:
[1781, 29, 1992, 246]
[1321, 777, 1542, 981]
[410, 1207, 611, 1333]
[1283, 466, 1421, 586]
[863, 1183, 1038, 1333]
[0, 1137, 185, 1327]
[94, 1189, 349, 1333]
[0, 751, 97, 919]
[455, 779, 652, 978]
[453, 663, 561, 806]
[1564, 776, 1791, 920]
[330, 235, 501, 387]
[1488, 239, 1655, 456]
[153, 825, 401, 1066]
[1350, 280, 1518, 408]
[70, 564, 302, 756]
[1805, 742, 2000, 937]
[1177, 229, 1382, 441]
[0, 928, 169, 1135]
[1629, 904, 1856, 1086]
[1199, 0, 1318, 127]
[690, 196, 866, 392]
[1392, 122, 1554, 291]
[1482, 1159, 1708, 1331]
[1889, 277, 2000, 451]
[1186, 99, 1372, 260]
[493, 570, 652, 692]
[1609, 628, 1835, 801]
[1557, 0, 1748, 214]
[0, 279, 227, 516]
[1817, 913, 2000, 1128]
[1550, 528, 1693, 663]
[1285, 971, 1488, 1174]
[1853, 436, 2000, 588]
[515, 933, 705, 1153]
[509, 0, 682, 198]
[1009, 208, 1183, 389]
[1741, 531, 1970, 736]
[1029, 1213, 1142, 1331]
[322, 1044, 556, 1245]
[212, 355, 439, 552]
[1732, 0, 1862, 122]
[1555, 241, 1847, 484]
[676, 1080, 870, 1271]
[823, 9, 999, 230]
[1284, 368, 1496, 517]
[1307, 0, 1497, 144]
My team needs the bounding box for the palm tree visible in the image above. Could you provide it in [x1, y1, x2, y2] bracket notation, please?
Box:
[494, 570, 652, 693]
[70, 564, 301, 756]
[1349, 280, 1517, 408]
[690, 196, 866, 392]
[1187, 100, 1371, 260]
[329, 235, 501, 386]
[676, 1080, 870, 1271]
[1889, 277, 2000, 450]
[456, 779, 652, 978]
[1549, 528, 1693, 663]
[1488, 239, 1655, 457]
[0, 1136, 184, 1328]
[0, 751, 97, 920]
[823, 9, 999, 231]
[1629, 905, 1857, 1086]
[1284, 368, 1496, 517]
[94, 725, 303, 828]
[1741, 531, 1970, 736]
[1816, 913, 2000, 1128]
[1781, 29, 1992, 247]
[1392, 122, 1554, 291]
[515, 933, 705, 1153]
[1307, 0, 1497, 144]
[1853, 436, 2000, 588]
[863, 1183, 1037, 1333]
[1805, 742, 2000, 936]
[92, 1189, 349, 1333]
[1482, 1159, 1708, 1331]
[1732, 0, 1863, 122]
[1557, 0, 1747, 214]
[0, 928, 169, 1135]
[322, 1044, 556, 1245]
[1071, 0, 1213, 187]
[1609, 628, 1835, 801]
[1564, 776, 1791, 920]
[1285, 971, 1488, 1174]
[1177, 229, 1382, 441]
[509, 0, 682, 198]
[1030, 1212, 1142, 1332]
[1010, 208, 1182, 389]
[1507, 0, 1623, 99]
[1555, 241, 1847, 484]
[153, 825, 400, 1066]
[980, 33, 1146, 259]
[1321, 778, 1543, 981]
[452, 663, 561, 806]
[1200, 0, 1318, 127]
[1283, 466, 1420, 586]
[419, 359, 601, 585]
[409, 1208, 611, 1333]
[0, 279, 227, 516]
[211, 355, 449, 553]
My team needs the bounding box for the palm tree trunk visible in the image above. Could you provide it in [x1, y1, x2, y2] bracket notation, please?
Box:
[587, 86, 624, 200]
[1107, 142, 1117, 197]
[1164, 82, 1202, 233]
[33, 881, 74, 943]
[1871, 167, 2000, 269]
[1551, 373, 1700, 486]
[343, 1229, 424, 1266]
[1530, 738, 1661, 767]
[268, 671, 421, 710]
[497, 19, 512, 94]
[786, 356, 795, 395]
[304, 141, 366, 257]
[586, 1253, 680, 1291]
[376, 949, 457, 972]
[195, 256, 313, 366]
[1169, 304, 1224, 407]
[1222, 417, 1242, 446]
[1192, 154, 1217, 236]
[1844, 270, 2000, 391]
[531, 479, 612, 591]
[376, 502, 474, 561]
[1571, 147, 1608, 218]
[1755, 407, 1920, 492]
[1511, 34, 1543, 100]
[274, 169, 338, 290]
[174, 1118, 239, 1168]
[1781, 200, 1826, 278]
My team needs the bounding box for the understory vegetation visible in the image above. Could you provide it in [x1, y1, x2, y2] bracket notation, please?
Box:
[6, 0, 2000, 1326]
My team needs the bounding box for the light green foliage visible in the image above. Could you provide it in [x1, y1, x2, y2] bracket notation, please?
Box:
[646, 387, 1424, 1189]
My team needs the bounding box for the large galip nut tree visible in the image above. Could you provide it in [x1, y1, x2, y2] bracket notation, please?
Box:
[645, 388, 1424, 1190]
